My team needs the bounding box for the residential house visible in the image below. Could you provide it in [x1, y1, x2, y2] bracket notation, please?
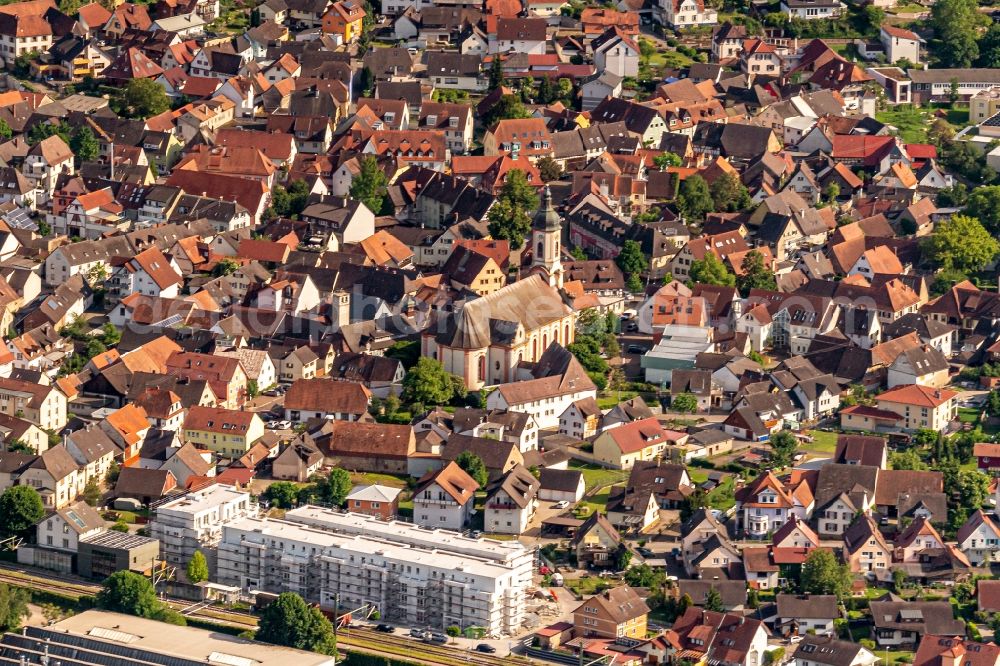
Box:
[874, 384, 957, 432]
[283, 378, 370, 423]
[412, 461, 478, 531]
[484, 464, 539, 535]
[868, 600, 964, 648]
[182, 406, 264, 459]
[344, 484, 401, 520]
[573, 587, 649, 639]
[591, 417, 688, 469]
[774, 594, 839, 637]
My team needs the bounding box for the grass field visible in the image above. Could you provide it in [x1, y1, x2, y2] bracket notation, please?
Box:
[349, 472, 409, 488]
[803, 430, 840, 455]
[569, 462, 629, 491]
[876, 107, 932, 144]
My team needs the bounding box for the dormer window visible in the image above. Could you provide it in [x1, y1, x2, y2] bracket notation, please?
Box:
[427, 115, 437, 125]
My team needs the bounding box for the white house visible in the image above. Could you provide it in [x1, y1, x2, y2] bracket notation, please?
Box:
[957, 510, 1000, 566]
[483, 465, 539, 535]
[661, 0, 717, 28]
[412, 461, 478, 531]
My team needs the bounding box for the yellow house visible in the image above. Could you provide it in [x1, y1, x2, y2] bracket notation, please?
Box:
[591, 417, 688, 470]
[183, 405, 264, 459]
[573, 586, 649, 639]
[322, 0, 365, 42]
[875, 384, 957, 432]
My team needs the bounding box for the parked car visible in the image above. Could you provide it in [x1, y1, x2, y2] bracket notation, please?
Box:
[625, 321, 638, 332]
[552, 500, 570, 509]
[375, 624, 395, 633]
[636, 547, 654, 558]
[410, 628, 426, 639]
[627, 344, 647, 354]
[476, 644, 497, 653]
[427, 633, 448, 644]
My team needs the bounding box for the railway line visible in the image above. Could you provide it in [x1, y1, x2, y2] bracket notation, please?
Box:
[0, 564, 533, 666]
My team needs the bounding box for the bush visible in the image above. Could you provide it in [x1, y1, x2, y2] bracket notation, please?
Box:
[860, 639, 876, 649]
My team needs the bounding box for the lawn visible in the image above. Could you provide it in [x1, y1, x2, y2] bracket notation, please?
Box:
[688, 469, 709, 484]
[707, 477, 735, 511]
[349, 472, 409, 488]
[887, 2, 926, 12]
[958, 407, 981, 424]
[565, 576, 614, 596]
[876, 107, 932, 144]
[569, 462, 629, 491]
[579, 487, 615, 516]
[803, 429, 840, 455]
[597, 391, 639, 410]
[879, 652, 915, 665]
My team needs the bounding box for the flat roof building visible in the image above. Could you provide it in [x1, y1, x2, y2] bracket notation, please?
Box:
[149, 484, 256, 572]
[218, 508, 533, 637]
[77, 530, 161, 580]
[0, 610, 334, 666]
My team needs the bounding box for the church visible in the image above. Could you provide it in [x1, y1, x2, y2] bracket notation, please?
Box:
[421, 190, 576, 390]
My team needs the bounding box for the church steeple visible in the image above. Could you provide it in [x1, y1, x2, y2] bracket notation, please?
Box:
[530, 186, 563, 288]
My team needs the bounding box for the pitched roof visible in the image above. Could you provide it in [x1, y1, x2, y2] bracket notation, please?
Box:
[877, 384, 957, 408]
[414, 460, 478, 505]
[283, 378, 370, 415]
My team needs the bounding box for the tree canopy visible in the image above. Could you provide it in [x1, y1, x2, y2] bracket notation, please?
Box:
[487, 169, 539, 249]
[349, 156, 388, 215]
[402, 357, 464, 406]
[930, 0, 986, 67]
[677, 175, 714, 222]
[737, 250, 776, 295]
[615, 240, 646, 292]
[766, 430, 798, 470]
[186, 550, 209, 584]
[113, 78, 171, 119]
[0, 585, 27, 632]
[256, 592, 337, 655]
[964, 186, 1000, 235]
[800, 548, 851, 599]
[96, 571, 163, 618]
[671, 393, 698, 414]
[0, 486, 44, 539]
[923, 214, 999, 274]
[689, 252, 735, 287]
[455, 450, 488, 487]
[709, 173, 751, 213]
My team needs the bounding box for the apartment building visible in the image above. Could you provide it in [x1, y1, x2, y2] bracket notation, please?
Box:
[149, 484, 257, 572]
[217, 516, 528, 636]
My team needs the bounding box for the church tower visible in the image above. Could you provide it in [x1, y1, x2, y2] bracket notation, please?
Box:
[530, 186, 563, 288]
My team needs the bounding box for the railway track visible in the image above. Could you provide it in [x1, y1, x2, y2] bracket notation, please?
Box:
[0, 565, 533, 666]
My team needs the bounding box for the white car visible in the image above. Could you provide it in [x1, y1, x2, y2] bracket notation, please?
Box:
[553, 500, 570, 509]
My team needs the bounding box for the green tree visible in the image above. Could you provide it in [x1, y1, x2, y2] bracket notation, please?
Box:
[0, 486, 44, 538]
[28, 121, 70, 146]
[537, 75, 555, 104]
[488, 56, 505, 89]
[929, 0, 984, 67]
[105, 460, 120, 485]
[964, 185, 1000, 235]
[484, 95, 530, 126]
[323, 468, 353, 507]
[677, 175, 714, 222]
[704, 586, 725, 612]
[979, 22, 1000, 67]
[892, 567, 907, 592]
[402, 357, 462, 406]
[100, 323, 121, 347]
[767, 430, 798, 470]
[186, 550, 209, 584]
[736, 250, 776, 295]
[923, 214, 1000, 273]
[82, 478, 102, 506]
[96, 571, 162, 618]
[671, 393, 698, 414]
[614, 544, 632, 570]
[653, 152, 682, 170]
[487, 169, 539, 249]
[213, 258, 240, 277]
[0, 119, 12, 141]
[70, 126, 99, 163]
[890, 449, 928, 471]
[689, 252, 735, 287]
[113, 78, 170, 119]
[263, 481, 300, 509]
[709, 173, 751, 213]
[800, 549, 851, 599]
[951, 469, 991, 509]
[455, 450, 488, 487]
[615, 239, 646, 292]
[537, 156, 562, 182]
[0, 585, 28, 631]
[349, 156, 388, 215]
[256, 592, 337, 655]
